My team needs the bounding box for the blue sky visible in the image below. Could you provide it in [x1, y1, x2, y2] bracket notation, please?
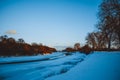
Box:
[0, 0, 101, 47]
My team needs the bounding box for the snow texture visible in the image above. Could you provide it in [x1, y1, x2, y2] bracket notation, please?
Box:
[46, 51, 120, 80]
[0, 52, 86, 80]
[0, 51, 120, 80]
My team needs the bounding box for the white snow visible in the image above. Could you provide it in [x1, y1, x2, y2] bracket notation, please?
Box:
[0, 52, 86, 80]
[0, 51, 120, 80]
[46, 51, 120, 80]
[0, 52, 64, 64]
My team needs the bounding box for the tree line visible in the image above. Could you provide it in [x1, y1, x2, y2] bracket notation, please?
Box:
[63, 43, 92, 54]
[0, 35, 56, 56]
[63, 0, 120, 53]
[86, 0, 120, 51]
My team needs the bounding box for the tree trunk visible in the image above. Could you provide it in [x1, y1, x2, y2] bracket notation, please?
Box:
[108, 40, 111, 50]
[108, 34, 112, 51]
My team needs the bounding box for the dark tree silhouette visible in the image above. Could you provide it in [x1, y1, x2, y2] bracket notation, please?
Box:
[74, 43, 80, 50]
[86, 32, 96, 49]
[86, 0, 120, 51]
[18, 38, 25, 43]
[86, 32, 107, 50]
[97, 0, 120, 50]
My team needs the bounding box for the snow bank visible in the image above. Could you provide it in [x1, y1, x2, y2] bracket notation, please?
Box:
[0, 52, 86, 80]
[46, 51, 120, 80]
[0, 52, 64, 64]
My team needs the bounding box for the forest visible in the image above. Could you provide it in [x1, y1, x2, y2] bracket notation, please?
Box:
[0, 35, 56, 56]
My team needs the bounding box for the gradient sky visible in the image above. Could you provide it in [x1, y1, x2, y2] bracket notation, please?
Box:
[0, 0, 101, 47]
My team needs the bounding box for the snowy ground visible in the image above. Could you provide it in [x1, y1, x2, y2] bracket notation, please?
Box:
[46, 51, 120, 80]
[0, 52, 120, 80]
[0, 52, 86, 80]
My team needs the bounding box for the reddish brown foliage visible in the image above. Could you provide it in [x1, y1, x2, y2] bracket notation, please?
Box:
[63, 47, 76, 52]
[80, 45, 92, 54]
[63, 45, 92, 54]
[0, 35, 56, 56]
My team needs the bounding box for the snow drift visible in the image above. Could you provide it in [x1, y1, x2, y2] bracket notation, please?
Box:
[46, 51, 120, 80]
[0, 52, 86, 80]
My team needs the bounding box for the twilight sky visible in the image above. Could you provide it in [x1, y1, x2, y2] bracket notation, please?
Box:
[0, 0, 101, 47]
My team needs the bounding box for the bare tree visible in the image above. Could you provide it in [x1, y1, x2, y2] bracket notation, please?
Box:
[86, 32, 96, 49]
[18, 38, 25, 43]
[86, 32, 107, 50]
[74, 43, 80, 50]
[97, 0, 120, 50]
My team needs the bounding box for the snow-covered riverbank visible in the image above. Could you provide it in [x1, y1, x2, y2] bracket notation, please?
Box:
[46, 51, 120, 80]
[0, 52, 120, 80]
[0, 52, 86, 80]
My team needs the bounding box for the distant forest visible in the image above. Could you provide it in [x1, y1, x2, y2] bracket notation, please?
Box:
[0, 35, 56, 56]
[0, 0, 120, 56]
